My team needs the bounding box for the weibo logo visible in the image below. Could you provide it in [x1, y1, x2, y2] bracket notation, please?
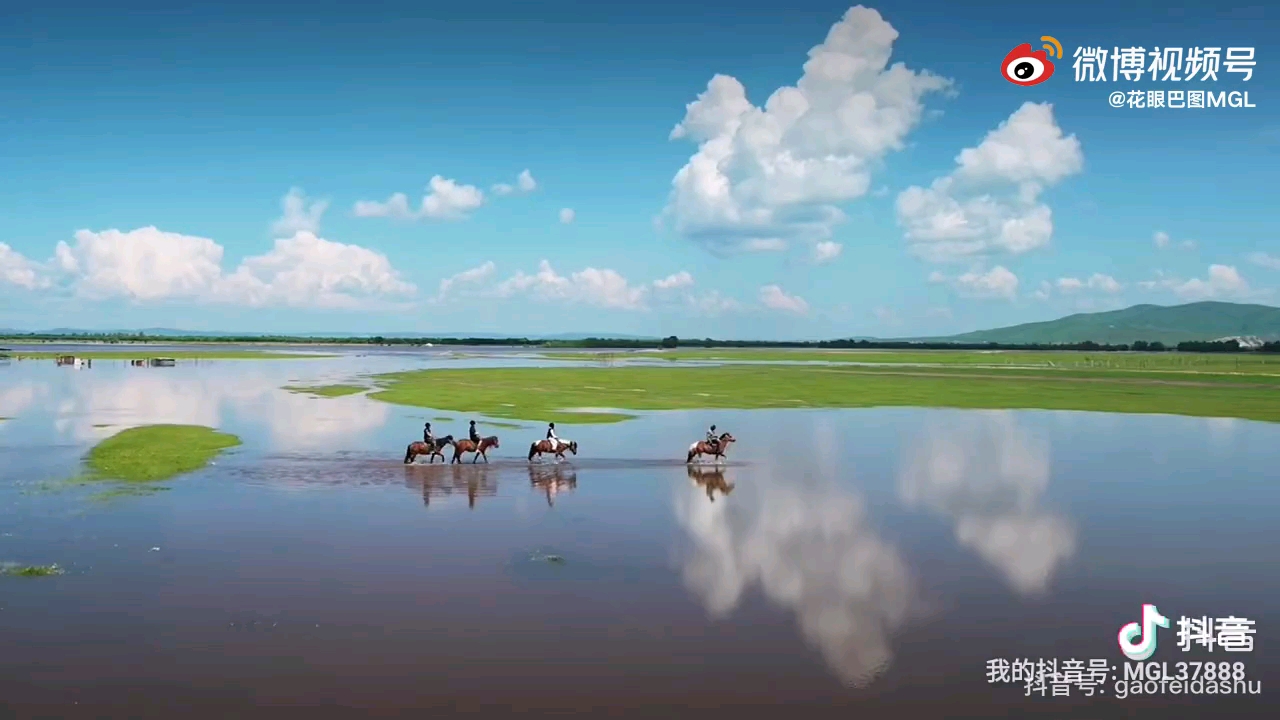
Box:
[1118, 604, 1170, 661]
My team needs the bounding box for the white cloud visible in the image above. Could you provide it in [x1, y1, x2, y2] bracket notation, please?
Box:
[898, 413, 1076, 597]
[1154, 231, 1196, 251]
[1247, 251, 1280, 270]
[354, 175, 485, 220]
[873, 306, 899, 324]
[744, 238, 787, 253]
[494, 260, 649, 310]
[758, 284, 810, 314]
[0, 242, 50, 289]
[1056, 273, 1121, 294]
[1031, 280, 1052, 300]
[52, 227, 415, 309]
[926, 305, 952, 318]
[813, 240, 843, 264]
[653, 271, 695, 290]
[927, 270, 947, 284]
[1138, 264, 1258, 300]
[559, 208, 576, 224]
[492, 169, 538, 196]
[897, 102, 1083, 263]
[662, 6, 950, 257]
[951, 266, 1019, 300]
[432, 261, 496, 304]
[272, 187, 329, 236]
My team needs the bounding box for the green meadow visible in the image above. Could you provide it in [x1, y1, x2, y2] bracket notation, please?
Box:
[350, 359, 1280, 424]
[85, 425, 242, 483]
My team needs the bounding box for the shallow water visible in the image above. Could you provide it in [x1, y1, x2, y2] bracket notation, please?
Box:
[1, 354, 1276, 717]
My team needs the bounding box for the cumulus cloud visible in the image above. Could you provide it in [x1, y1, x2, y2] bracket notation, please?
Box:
[653, 271, 695, 290]
[427, 261, 740, 316]
[897, 102, 1083, 263]
[1153, 231, 1196, 250]
[1138, 264, 1259, 300]
[492, 169, 538, 196]
[1, 242, 50, 290]
[1056, 273, 1121, 294]
[759, 284, 810, 314]
[431, 261, 496, 304]
[51, 227, 415, 309]
[898, 412, 1076, 597]
[813, 241, 843, 264]
[932, 266, 1018, 300]
[354, 175, 485, 220]
[559, 208, 576, 224]
[1247, 251, 1280, 270]
[675, 421, 916, 687]
[1031, 280, 1052, 301]
[661, 6, 950, 257]
[272, 188, 329, 236]
[494, 260, 649, 310]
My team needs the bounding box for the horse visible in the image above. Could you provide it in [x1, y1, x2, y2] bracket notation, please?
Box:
[687, 432, 735, 464]
[451, 435, 500, 464]
[687, 464, 735, 502]
[404, 435, 454, 464]
[528, 438, 578, 462]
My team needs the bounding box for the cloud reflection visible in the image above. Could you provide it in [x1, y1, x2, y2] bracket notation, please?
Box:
[674, 450, 915, 687]
[898, 411, 1076, 597]
[44, 367, 390, 451]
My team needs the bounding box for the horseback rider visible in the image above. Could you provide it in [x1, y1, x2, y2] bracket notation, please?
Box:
[469, 420, 481, 446]
[546, 422, 559, 446]
[423, 422, 434, 446]
[706, 424, 719, 452]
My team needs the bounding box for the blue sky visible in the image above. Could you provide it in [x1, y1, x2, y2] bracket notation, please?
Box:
[0, 1, 1276, 339]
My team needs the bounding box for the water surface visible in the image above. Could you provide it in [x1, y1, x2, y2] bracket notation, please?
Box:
[1, 355, 1275, 717]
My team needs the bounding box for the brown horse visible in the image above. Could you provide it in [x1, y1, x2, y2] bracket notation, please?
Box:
[686, 432, 735, 464]
[528, 438, 577, 462]
[687, 465, 735, 502]
[451, 435, 500, 464]
[404, 435, 454, 464]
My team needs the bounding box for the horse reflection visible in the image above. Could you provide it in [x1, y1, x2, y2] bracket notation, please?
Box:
[404, 463, 497, 509]
[687, 464, 734, 502]
[528, 463, 577, 506]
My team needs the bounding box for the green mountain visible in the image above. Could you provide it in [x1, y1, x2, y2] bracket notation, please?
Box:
[930, 302, 1280, 345]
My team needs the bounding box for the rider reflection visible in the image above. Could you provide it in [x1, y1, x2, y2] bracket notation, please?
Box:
[687, 464, 734, 502]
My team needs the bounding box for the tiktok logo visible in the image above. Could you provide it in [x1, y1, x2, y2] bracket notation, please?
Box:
[1118, 604, 1170, 660]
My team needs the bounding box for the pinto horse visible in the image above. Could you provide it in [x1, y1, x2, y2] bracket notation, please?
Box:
[528, 438, 577, 462]
[451, 436, 500, 464]
[404, 435, 454, 464]
[686, 432, 735, 464]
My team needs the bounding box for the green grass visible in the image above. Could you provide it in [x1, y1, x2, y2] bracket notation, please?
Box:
[2, 563, 64, 577]
[365, 364, 1280, 424]
[12, 350, 332, 360]
[86, 424, 242, 482]
[284, 384, 366, 397]
[544, 348, 1280, 373]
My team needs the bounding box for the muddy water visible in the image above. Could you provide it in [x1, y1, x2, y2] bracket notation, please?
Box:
[1, 354, 1276, 717]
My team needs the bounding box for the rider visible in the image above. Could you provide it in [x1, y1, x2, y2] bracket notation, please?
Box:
[546, 422, 559, 445]
[706, 424, 720, 451]
[469, 420, 481, 446]
[423, 421, 434, 446]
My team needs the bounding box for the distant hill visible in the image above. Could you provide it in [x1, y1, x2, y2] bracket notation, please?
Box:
[929, 302, 1280, 345]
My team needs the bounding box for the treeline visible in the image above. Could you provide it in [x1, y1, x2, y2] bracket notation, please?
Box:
[3, 332, 1279, 353]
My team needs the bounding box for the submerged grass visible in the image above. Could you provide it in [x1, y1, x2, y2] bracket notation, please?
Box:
[2, 563, 64, 577]
[284, 384, 366, 397]
[365, 364, 1280, 424]
[86, 424, 242, 483]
